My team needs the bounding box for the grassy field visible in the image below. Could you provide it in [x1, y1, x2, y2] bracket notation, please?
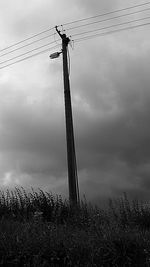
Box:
[0, 188, 150, 266]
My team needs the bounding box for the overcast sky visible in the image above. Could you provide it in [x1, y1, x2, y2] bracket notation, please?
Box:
[0, 0, 150, 205]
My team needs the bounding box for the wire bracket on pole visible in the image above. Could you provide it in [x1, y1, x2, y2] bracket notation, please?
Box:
[55, 26, 70, 45]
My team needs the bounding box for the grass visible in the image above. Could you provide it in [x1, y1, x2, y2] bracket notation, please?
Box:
[0, 189, 150, 266]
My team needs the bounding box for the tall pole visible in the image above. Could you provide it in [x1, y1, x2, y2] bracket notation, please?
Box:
[56, 26, 79, 206]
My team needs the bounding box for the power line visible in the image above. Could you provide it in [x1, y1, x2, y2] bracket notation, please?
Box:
[2, 10, 149, 59]
[0, 27, 55, 52]
[1, 20, 150, 70]
[65, 6, 150, 31]
[0, 44, 61, 70]
[1, 2, 150, 56]
[0, 33, 57, 58]
[59, 1, 150, 26]
[1, 2, 150, 70]
[0, 41, 57, 65]
[72, 15, 150, 38]
[73, 21, 150, 43]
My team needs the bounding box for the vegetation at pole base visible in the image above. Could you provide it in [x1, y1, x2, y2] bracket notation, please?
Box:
[0, 189, 150, 266]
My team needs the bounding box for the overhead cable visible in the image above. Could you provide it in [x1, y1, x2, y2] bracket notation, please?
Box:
[59, 1, 150, 26]
[2, 10, 149, 59]
[0, 44, 61, 70]
[0, 41, 57, 65]
[1, 2, 150, 55]
[0, 20, 149, 70]
[1, 21, 150, 70]
[0, 34, 57, 58]
[74, 21, 150, 43]
[1, 2, 150, 70]
[72, 15, 150, 38]
[65, 6, 150, 31]
[0, 27, 55, 52]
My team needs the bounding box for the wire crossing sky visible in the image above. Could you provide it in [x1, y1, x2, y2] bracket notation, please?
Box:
[60, 0, 150, 26]
[0, 1, 150, 69]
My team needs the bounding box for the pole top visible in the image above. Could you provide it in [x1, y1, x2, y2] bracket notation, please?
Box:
[55, 26, 70, 45]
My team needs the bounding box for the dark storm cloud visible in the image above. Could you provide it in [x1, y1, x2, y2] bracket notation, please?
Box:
[70, 31, 150, 201]
[1, 0, 150, 203]
[0, 86, 67, 173]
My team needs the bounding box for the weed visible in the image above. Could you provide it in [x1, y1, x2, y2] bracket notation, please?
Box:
[0, 188, 150, 266]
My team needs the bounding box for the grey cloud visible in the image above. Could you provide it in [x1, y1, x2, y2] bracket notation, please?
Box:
[1, 0, 150, 204]
[75, 0, 118, 14]
[70, 35, 150, 202]
[1, 0, 85, 39]
[0, 81, 68, 180]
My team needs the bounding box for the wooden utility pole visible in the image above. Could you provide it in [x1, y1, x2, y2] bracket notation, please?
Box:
[55, 26, 80, 206]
